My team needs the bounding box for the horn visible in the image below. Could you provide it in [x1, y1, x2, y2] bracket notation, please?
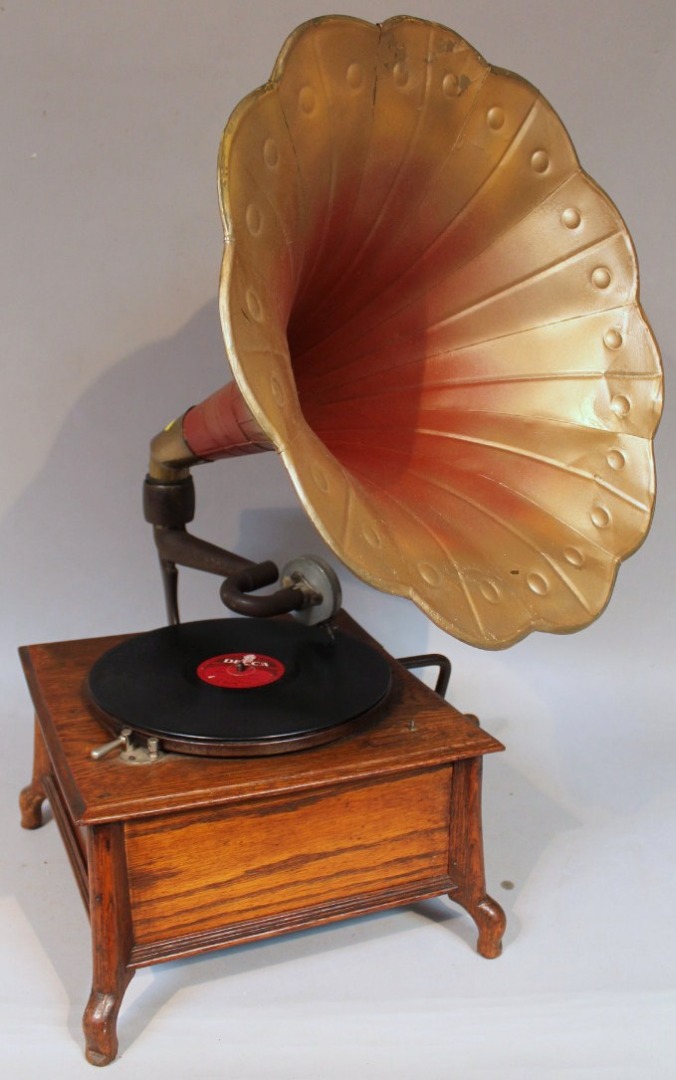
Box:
[148, 15, 662, 649]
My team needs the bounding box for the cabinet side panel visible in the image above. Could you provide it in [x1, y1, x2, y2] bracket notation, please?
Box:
[126, 767, 452, 944]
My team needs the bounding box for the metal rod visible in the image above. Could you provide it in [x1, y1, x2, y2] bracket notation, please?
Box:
[159, 558, 180, 626]
[397, 653, 452, 698]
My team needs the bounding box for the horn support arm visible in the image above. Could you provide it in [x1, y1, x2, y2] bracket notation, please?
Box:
[143, 473, 319, 626]
[144, 407, 329, 626]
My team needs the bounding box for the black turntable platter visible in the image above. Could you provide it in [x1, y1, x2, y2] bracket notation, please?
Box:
[86, 618, 392, 755]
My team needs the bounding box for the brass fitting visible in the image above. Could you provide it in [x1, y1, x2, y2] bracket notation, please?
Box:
[148, 413, 204, 482]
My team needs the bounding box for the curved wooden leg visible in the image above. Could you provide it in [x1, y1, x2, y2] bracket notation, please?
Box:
[84, 987, 133, 1067]
[448, 756, 506, 958]
[20, 718, 50, 829]
[450, 889, 506, 959]
[83, 824, 134, 1065]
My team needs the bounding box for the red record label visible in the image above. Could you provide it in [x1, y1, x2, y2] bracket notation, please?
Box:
[196, 652, 286, 689]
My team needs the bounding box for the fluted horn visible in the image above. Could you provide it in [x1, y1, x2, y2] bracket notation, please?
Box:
[149, 14, 662, 649]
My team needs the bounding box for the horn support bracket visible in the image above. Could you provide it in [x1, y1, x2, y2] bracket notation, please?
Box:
[143, 473, 340, 627]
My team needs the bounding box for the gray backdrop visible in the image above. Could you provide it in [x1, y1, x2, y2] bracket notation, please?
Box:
[2, 2, 674, 1077]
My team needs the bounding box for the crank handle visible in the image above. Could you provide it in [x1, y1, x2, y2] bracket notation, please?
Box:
[90, 728, 132, 761]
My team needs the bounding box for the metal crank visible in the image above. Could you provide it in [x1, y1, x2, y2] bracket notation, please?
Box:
[90, 727, 164, 765]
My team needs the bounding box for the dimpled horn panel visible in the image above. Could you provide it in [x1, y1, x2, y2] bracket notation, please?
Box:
[216, 14, 662, 648]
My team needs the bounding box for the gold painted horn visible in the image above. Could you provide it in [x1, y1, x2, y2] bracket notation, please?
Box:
[149, 15, 662, 649]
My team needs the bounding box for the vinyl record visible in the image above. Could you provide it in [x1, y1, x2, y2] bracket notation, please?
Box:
[86, 618, 392, 755]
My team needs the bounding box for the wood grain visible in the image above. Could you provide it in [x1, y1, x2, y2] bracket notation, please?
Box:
[126, 766, 452, 944]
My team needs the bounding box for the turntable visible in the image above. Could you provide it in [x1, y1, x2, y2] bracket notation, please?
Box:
[19, 15, 662, 1066]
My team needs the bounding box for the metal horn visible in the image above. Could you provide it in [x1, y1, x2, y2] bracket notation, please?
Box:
[146, 15, 662, 647]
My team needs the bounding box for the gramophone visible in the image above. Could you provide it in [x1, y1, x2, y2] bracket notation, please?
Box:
[19, 15, 662, 1065]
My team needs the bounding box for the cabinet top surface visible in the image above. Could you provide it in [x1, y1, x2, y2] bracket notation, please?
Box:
[20, 613, 502, 825]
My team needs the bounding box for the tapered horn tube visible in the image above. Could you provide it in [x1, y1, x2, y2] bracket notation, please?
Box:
[148, 382, 272, 481]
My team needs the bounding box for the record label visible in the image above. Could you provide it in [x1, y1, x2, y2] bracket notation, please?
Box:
[196, 651, 285, 689]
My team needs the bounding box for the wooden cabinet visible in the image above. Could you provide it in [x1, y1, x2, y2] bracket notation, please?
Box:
[19, 615, 505, 1064]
